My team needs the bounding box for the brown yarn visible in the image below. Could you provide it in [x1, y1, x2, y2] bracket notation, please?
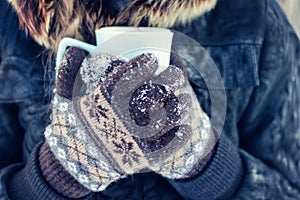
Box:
[38, 142, 91, 199]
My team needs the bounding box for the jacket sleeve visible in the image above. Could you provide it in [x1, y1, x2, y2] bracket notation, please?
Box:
[168, 1, 300, 199]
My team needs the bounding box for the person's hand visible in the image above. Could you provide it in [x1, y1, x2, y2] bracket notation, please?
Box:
[45, 48, 128, 192]
[101, 52, 216, 179]
[45, 48, 216, 192]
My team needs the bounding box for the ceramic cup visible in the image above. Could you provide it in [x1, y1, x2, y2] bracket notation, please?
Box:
[56, 27, 174, 74]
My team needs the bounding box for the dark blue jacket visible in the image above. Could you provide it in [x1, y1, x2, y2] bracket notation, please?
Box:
[1, 0, 300, 199]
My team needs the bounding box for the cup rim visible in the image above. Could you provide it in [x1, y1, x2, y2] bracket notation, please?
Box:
[95, 26, 171, 33]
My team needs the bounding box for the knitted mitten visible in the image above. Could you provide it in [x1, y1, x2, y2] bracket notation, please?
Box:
[45, 48, 215, 193]
[97, 53, 215, 179]
[77, 51, 216, 180]
[45, 48, 126, 192]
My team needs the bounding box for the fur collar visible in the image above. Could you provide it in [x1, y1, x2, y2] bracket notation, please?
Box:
[8, 0, 217, 50]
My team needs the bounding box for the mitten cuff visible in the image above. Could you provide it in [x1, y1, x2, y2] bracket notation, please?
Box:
[168, 134, 243, 200]
[39, 142, 91, 199]
[8, 142, 93, 200]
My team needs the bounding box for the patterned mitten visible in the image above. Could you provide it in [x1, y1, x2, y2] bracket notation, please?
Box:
[45, 48, 215, 193]
[78, 52, 216, 180]
[45, 47, 127, 192]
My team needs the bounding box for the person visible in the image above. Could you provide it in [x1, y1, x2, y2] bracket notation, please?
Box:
[1, 0, 299, 199]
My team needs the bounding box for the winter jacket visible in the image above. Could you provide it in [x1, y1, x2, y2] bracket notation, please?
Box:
[0, 0, 300, 199]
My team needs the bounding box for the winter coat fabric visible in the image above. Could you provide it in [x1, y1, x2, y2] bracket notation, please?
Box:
[0, 0, 300, 199]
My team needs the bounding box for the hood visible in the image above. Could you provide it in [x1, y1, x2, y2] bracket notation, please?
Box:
[8, 0, 217, 51]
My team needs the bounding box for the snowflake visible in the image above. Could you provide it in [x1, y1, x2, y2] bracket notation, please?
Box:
[112, 138, 141, 167]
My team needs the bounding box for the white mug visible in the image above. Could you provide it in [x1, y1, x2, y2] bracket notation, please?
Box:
[56, 27, 174, 74]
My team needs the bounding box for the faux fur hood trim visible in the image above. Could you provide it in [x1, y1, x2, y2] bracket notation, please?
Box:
[8, 0, 217, 51]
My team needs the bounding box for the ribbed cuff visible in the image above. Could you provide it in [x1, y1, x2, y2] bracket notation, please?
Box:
[168, 134, 243, 200]
[39, 143, 91, 199]
[8, 142, 93, 200]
